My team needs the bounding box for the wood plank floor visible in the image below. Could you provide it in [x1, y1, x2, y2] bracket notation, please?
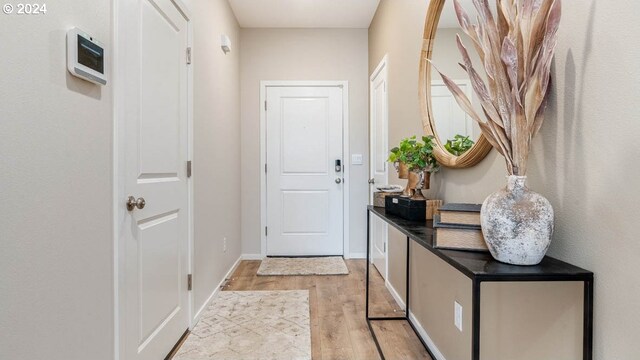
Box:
[222, 259, 432, 360]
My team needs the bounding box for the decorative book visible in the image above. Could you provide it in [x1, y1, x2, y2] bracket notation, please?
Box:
[433, 215, 488, 252]
[438, 203, 482, 226]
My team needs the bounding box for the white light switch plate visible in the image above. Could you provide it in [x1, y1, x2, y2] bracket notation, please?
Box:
[454, 301, 463, 331]
[351, 154, 363, 165]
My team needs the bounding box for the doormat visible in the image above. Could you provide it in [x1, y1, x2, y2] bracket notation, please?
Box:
[173, 291, 311, 360]
[257, 256, 349, 276]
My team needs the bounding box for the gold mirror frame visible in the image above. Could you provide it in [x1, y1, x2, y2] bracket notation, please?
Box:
[418, 0, 493, 168]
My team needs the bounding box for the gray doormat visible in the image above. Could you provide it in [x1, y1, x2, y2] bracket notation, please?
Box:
[174, 290, 311, 360]
[257, 256, 349, 276]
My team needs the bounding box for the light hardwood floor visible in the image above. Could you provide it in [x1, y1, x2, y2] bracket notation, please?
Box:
[220, 259, 432, 360]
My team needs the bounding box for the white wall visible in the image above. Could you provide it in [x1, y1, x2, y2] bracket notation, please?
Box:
[0, 2, 114, 359]
[370, 0, 640, 358]
[239, 28, 370, 257]
[184, 0, 243, 318]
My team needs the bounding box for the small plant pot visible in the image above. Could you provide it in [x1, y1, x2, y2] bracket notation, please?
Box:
[397, 162, 409, 179]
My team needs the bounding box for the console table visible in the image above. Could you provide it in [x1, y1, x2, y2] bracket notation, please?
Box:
[365, 206, 594, 360]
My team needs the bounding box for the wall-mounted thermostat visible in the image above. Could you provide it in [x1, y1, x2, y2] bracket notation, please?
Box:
[67, 28, 107, 85]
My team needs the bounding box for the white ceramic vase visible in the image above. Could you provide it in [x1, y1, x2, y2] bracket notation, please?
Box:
[481, 175, 554, 266]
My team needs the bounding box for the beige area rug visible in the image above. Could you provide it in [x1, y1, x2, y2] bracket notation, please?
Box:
[257, 256, 349, 276]
[174, 290, 311, 360]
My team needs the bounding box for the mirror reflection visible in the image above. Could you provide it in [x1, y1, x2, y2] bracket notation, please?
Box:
[367, 262, 406, 319]
[430, 0, 488, 156]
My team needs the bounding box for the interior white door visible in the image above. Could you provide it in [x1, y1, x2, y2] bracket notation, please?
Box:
[266, 86, 344, 256]
[120, 0, 190, 359]
[431, 80, 477, 142]
[369, 60, 389, 278]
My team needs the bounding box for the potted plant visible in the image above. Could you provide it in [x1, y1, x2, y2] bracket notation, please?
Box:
[389, 136, 440, 200]
[431, 0, 561, 265]
[388, 136, 416, 196]
[405, 136, 440, 200]
[444, 135, 475, 156]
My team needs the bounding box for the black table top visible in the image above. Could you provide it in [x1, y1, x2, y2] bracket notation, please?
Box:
[368, 206, 593, 281]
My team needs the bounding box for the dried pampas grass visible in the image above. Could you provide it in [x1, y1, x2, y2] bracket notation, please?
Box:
[431, 0, 561, 176]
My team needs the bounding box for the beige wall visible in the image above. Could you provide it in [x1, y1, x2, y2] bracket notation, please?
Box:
[185, 0, 243, 317]
[370, 0, 640, 358]
[1, 0, 243, 357]
[239, 28, 369, 256]
[0, 2, 114, 359]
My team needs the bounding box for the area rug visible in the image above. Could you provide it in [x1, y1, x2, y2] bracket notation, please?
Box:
[173, 290, 311, 360]
[257, 256, 349, 276]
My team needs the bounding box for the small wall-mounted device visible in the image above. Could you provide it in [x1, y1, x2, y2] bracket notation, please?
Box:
[335, 159, 342, 173]
[221, 34, 231, 54]
[67, 27, 107, 85]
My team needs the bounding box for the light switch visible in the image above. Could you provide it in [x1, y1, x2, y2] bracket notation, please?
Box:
[351, 154, 363, 165]
[454, 301, 463, 332]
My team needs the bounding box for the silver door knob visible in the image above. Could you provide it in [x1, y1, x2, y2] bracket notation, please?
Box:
[126, 196, 146, 211]
[368, 178, 375, 184]
[335, 178, 342, 184]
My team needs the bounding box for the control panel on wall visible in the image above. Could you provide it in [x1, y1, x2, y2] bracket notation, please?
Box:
[67, 27, 107, 85]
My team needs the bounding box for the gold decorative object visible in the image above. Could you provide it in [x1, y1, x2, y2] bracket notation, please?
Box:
[407, 171, 421, 199]
[397, 162, 414, 197]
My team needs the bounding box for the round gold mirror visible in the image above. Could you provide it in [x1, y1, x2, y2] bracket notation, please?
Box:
[419, 0, 492, 168]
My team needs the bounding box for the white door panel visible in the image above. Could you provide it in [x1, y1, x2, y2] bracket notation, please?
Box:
[121, 0, 190, 359]
[266, 86, 344, 256]
[431, 80, 478, 142]
[370, 59, 389, 278]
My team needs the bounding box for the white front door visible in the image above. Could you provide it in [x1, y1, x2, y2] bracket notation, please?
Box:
[119, 0, 190, 359]
[265, 86, 344, 256]
[369, 58, 389, 278]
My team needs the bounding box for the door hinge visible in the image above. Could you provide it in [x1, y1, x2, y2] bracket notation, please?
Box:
[264, 163, 267, 173]
[187, 160, 192, 178]
[186, 47, 192, 64]
[384, 242, 387, 253]
[187, 274, 193, 291]
[265, 226, 268, 236]
[264, 101, 267, 111]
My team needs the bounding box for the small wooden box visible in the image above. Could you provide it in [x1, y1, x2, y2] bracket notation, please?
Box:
[426, 199, 443, 220]
[373, 192, 393, 207]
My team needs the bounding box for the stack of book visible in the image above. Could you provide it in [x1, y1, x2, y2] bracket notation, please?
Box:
[433, 203, 488, 252]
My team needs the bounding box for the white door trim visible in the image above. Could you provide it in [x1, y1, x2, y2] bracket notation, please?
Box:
[113, 0, 193, 358]
[369, 54, 389, 200]
[259, 81, 350, 258]
[369, 55, 389, 279]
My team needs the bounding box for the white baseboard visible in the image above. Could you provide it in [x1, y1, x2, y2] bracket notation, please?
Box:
[348, 252, 367, 259]
[385, 279, 406, 310]
[408, 311, 447, 360]
[191, 255, 242, 326]
[385, 280, 446, 360]
[241, 253, 264, 260]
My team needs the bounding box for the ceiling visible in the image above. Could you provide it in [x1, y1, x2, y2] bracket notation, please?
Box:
[228, 0, 381, 28]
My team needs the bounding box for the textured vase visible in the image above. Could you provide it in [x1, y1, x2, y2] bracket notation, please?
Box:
[481, 175, 554, 265]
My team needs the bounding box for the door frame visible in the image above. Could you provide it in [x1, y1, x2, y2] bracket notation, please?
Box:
[113, 0, 194, 358]
[369, 55, 389, 202]
[259, 81, 350, 258]
[369, 55, 389, 279]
